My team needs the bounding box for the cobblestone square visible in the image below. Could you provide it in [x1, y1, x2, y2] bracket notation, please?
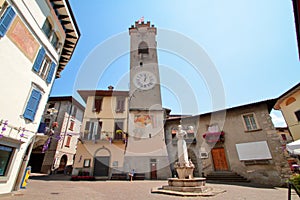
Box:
[0, 175, 298, 200]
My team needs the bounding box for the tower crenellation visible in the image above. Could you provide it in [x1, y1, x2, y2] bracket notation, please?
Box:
[129, 21, 156, 32]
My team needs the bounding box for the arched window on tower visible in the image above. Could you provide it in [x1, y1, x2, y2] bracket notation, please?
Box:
[138, 41, 149, 54]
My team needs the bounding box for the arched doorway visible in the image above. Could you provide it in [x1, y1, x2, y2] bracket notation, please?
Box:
[58, 155, 67, 173]
[94, 147, 111, 177]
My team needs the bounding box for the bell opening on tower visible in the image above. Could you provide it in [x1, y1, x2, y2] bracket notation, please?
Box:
[138, 41, 149, 54]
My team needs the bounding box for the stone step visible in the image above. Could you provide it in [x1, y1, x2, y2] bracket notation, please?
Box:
[206, 171, 250, 183]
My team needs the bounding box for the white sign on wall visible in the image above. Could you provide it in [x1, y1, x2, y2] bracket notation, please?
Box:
[236, 141, 272, 161]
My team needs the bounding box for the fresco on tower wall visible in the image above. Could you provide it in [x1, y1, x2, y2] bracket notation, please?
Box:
[134, 114, 156, 128]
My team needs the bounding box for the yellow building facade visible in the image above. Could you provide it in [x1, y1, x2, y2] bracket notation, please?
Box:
[274, 83, 300, 140]
[73, 88, 129, 178]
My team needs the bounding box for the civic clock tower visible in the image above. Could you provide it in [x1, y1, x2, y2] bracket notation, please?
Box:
[124, 21, 171, 179]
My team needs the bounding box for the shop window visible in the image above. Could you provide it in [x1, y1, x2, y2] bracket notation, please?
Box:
[0, 145, 14, 176]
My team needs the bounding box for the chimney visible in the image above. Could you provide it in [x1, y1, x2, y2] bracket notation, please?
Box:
[108, 85, 114, 91]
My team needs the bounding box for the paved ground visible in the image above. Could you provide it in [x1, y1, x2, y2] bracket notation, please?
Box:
[0, 174, 299, 200]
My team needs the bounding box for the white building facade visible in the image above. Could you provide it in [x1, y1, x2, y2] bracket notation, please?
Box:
[29, 96, 84, 174]
[0, 0, 79, 194]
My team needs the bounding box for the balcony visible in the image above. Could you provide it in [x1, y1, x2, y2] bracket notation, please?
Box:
[203, 131, 225, 143]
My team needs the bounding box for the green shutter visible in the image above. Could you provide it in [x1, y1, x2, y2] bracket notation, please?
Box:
[23, 89, 42, 121]
[0, 6, 16, 37]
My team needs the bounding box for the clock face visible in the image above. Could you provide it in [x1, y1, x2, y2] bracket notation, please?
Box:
[134, 71, 157, 90]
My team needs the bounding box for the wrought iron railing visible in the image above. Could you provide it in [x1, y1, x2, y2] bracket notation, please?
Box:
[288, 181, 300, 200]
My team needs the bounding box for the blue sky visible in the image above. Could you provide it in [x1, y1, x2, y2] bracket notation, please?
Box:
[51, 0, 299, 126]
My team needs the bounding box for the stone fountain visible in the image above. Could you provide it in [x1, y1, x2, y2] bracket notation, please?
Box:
[152, 125, 225, 196]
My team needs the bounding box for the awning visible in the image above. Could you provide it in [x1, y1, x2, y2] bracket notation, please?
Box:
[286, 139, 300, 155]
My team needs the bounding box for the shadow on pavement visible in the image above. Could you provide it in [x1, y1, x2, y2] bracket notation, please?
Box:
[29, 173, 72, 181]
[206, 180, 285, 189]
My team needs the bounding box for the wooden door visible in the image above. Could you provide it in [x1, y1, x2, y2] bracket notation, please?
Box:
[211, 148, 229, 171]
[150, 163, 157, 179]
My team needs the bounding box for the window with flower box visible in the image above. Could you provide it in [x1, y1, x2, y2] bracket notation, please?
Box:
[203, 131, 225, 143]
[203, 124, 224, 143]
[114, 120, 124, 140]
[171, 125, 196, 144]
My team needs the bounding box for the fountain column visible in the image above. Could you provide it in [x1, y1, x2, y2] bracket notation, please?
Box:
[174, 125, 195, 179]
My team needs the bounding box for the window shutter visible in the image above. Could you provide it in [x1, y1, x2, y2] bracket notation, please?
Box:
[46, 62, 56, 84]
[84, 121, 90, 140]
[90, 122, 94, 140]
[69, 120, 75, 131]
[94, 98, 102, 112]
[32, 48, 45, 72]
[95, 121, 102, 140]
[0, 6, 16, 37]
[23, 89, 42, 121]
[65, 136, 72, 147]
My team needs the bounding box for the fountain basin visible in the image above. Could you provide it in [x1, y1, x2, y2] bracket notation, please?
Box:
[168, 177, 206, 187]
